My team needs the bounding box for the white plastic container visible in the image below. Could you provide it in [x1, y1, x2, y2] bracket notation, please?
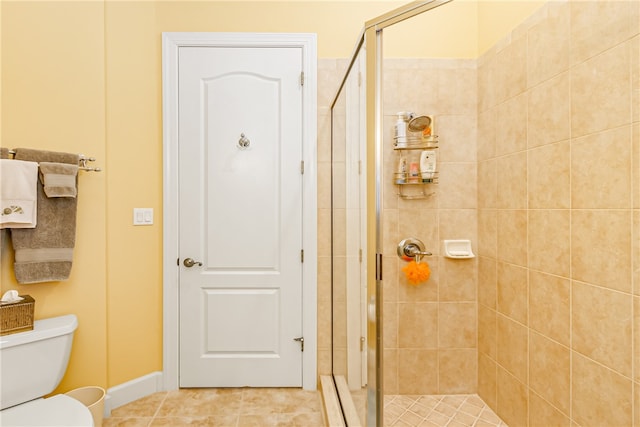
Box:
[419, 150, 437, 181]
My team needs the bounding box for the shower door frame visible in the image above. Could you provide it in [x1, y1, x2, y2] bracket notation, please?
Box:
[331, 1, 452, 425]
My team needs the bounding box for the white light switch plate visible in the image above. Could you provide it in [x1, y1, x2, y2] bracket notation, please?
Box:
[133, 208, 153, 225]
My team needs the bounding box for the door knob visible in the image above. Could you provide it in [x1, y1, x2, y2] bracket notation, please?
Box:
[183, 258, 203, 268]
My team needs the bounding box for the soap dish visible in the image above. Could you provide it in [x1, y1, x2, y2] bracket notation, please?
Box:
[443, 240, 475, 259]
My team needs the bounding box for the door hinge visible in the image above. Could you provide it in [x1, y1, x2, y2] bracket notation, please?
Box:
[360, 336, 365, 352]
[294, 336, 304, 351]
[300, 71, 305, 86]
[301, 249, 304, 263]
[301, 160, 305, 174]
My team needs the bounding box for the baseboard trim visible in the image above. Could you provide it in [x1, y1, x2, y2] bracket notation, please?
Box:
[104, 371, 163, 417]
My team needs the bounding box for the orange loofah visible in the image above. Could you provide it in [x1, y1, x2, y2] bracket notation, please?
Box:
[402, 260, 431, 285]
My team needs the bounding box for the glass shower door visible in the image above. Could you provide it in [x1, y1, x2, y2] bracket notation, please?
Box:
[331, 46, 368, 424]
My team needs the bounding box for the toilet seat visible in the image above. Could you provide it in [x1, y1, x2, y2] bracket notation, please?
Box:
[0, 394, 94, 426]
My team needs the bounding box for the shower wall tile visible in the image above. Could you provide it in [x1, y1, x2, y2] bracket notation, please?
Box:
[478, 353, 497, 409]
[383, 302, 398, 349]
[477, 256, 496, 309]
[496, 152, 527, 209]
[438, 349, 477, 393]
[569, 0, 635, 66]
[496, 262, 528, 325]
[437, 162, 477, 209]
[477, 52, 498, 112]
[477, 107, 496, 161]
[438, 257, 476, 302]
[398, 208, 438, 254]
[634, 296, 640, 382]
[528, 209, 570, 278]
[527, 71, 570, 149]
[317, 208, 331, 257]
[382, 208, 399, 256]
[571, 209, 632, 293]
[634, 123, 639, 210]
[496, 209, 527, 267]
[477, 159, 496, 209]
[478, 305, 496, 360]
[477, 209, 496, 258]
[398, 349, 438, 395]
[438, 302, 476, 349]
[527, 0, 570, 88]
[495, 93, 527, 157]
[496, 367, 528, 427]
[572, 281, 632, 378]
[528, 391, 570, 427]
[497, 315, 528, 384]
[316, 161, 331, 210]
[437, 115, 477, 163]
[437, 66, 477, 116]
[528, 331, 570, 415]
[571, 352, 632, 427]
[571, 41, 631, 138]
[571, 126, 632, 209]
[636, 382, 640, 427]
[495, 35, 527, 103]
[477, 3, 639, 425]
[382, 257, 399, 302]
[528, 271, 570, 346]
[384, 349, 399, 395]
[527, 140, 570, 209]
[635, 210, 640, 296]
[398, 302, 438, 349]
[633, 35, 639, 124]
[438, 209, 477, 247]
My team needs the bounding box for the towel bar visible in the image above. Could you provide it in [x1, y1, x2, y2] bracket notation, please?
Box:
[6, 149, 101, 172]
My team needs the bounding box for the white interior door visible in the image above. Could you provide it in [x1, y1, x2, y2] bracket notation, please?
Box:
[177, 45, 304, 387]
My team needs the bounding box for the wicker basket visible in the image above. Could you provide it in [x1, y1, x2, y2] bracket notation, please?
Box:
[0, 295, 35, 335]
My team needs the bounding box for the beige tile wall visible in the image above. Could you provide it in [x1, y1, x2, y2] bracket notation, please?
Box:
[319, 2, 639, 424]
[382, 58, 478, 395]
[477, 1, 640, 426]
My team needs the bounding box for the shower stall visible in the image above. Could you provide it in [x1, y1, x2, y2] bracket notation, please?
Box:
[330, 1, 482, 425]
[329, 0, 639, 426]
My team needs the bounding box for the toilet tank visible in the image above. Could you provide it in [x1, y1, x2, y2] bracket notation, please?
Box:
[0, 314, 78, 410]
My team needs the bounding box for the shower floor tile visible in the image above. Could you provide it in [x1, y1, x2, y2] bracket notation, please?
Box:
[384, 394, 508, 427]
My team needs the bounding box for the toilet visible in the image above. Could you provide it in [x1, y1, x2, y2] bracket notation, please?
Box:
[0, 314, 95, 426]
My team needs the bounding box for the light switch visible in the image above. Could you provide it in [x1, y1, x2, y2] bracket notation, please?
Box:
[133, 208, 153, 226]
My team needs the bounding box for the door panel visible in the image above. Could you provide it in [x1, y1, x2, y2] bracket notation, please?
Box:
[178, 46, 303, 387]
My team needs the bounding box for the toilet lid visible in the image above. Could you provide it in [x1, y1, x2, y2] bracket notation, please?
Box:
[0, 394, 94, 426]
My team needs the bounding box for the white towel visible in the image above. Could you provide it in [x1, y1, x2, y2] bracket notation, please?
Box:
[0, 159, 39, 229]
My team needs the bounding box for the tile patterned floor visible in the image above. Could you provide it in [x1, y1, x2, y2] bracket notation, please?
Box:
[103, 388, 324, 427]
[384, 394, 508, 427]
[103, 387, 506, 427]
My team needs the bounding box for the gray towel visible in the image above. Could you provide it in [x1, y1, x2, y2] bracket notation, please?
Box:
[39, 162, 78, 198]
[11, 148, 80, 283]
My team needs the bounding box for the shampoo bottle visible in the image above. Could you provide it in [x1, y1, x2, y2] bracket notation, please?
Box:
[396, 157, 407, 184]
[420, 150, 437, 181]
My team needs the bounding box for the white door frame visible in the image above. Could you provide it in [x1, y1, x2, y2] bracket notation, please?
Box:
[161, 32, 317, 391]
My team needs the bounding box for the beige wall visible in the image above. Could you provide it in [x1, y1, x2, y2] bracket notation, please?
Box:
[477, 1, 640, 426]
